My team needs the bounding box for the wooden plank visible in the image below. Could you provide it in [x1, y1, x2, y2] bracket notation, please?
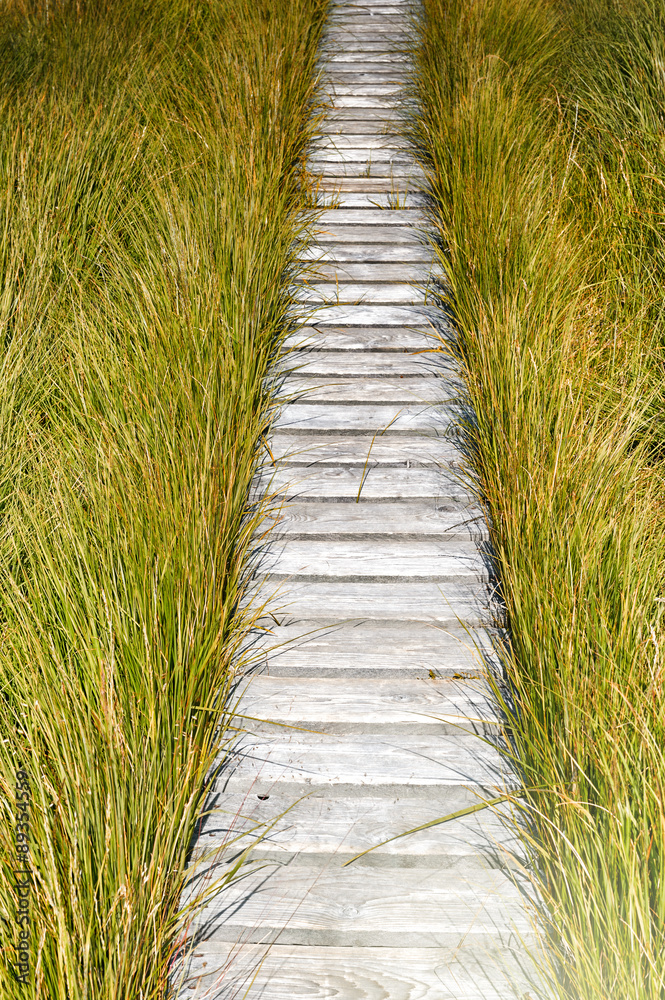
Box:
[195, 788, 518, 862]
[304, 261, 435, 280]
[328, 84, 404, 96]
[303, 305, 438, 327]
[316, 135, 410, 149]
[268, 434, 461, 466]
[314, 224, 422, 241]
[327, 43, 409, 56]
[302, 243, 432, 262]
[312, 147, 411, 162]
[252, 580, 489, 624]
[295, 283, 424, 305]
[273, 403, 455, 433]
[328, 17, 412, 25]
[334, 0, 415, 7]
[323, 108, 398, 122]
[326, 31, 409, 39]
[281, 350, 448, 374]
[313, 194, 426, 209]
[215, 730, 510, 794]
[283, 327, 437, 350]
[324, 71, 409, 84]
[312, 149, 419, 164]
[265, 537, 486, 583]
[252, 620, 494, 678]
[266, 539, 486, 583]
[269, 468, 468, 501]
[330, 96, 404, 109]
[324, 119, 401, 133]
[313, 162, 422, 179]
[325, 29, 410, 39]
[278, 375, 455, 403]
[264, 500, 485, 534]
[321, 125, 402, 140]
[237, 675, 497, 734]
[317, 209, 422, 224]
[186, 865, 529, 949]
[333, 0, 415, 6]
[178, 944, 527, 1000]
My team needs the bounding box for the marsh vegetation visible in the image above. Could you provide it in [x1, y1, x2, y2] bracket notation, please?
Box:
[0, 0, 326, 995]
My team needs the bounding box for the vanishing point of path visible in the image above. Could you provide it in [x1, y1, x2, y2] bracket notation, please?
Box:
[181, 1, 534, 996]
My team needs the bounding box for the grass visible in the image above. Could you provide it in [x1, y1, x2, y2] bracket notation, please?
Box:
[0, 0, 328, 996]
[407, 0, 665, 996]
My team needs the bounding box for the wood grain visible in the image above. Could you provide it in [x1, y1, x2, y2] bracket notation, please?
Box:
[268, 467, 470, 500]
[265, 499, 485, 534]
[265, 537, 486, 583]
[179, 944, 527, 1000]
[278, 375, 456, 402]
[296, 282, 424, 305]
[281, 350, 450, 375]
[268, 435, 461, 466]
[302, 244, 431, 263]
[251, 579, 488, 623]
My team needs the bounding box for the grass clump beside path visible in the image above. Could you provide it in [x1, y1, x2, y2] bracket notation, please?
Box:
[409, 0, 665, 996]
[0, 0, 327, 996]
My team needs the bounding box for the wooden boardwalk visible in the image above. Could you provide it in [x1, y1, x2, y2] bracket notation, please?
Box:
[179, 1, 534, 996]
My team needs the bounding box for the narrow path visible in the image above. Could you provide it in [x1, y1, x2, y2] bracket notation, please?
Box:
[182, 1, 533, 996]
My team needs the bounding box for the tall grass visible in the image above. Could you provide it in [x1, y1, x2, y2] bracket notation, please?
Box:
[409, 0, 665, 996]
[0, 0, 327, 996]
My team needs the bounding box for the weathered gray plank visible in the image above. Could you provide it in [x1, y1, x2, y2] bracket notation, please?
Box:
[265, 537, 486, 583]
[216, 730, 510, 794]
[283, 327, 438, 350]
[252, 580, 489, 624]
[314, 162, 420, 179]
[311, 149, 412, 164]
[324, 119, 402, 134]
[187, 864, 528, 948]
[329, 96, 401, 109]
[323, 107, 399, 122]
[316, 134, 410, 149]
[314, 195, 426, 211]
[273, 403, 456, 434]
[264, 499, 484, 534]
[237, 675, 496, 734]
[268, 434, 460, 466]
[279, 375, 455, 403]
[178, 944, 526, 1000]
[328, 44, 409, 57]
[314, 223, 423, 243]
[196, 789, 517, 863]
[313, 162, 422, 179]
[324, 71, 409, 84]
[252, 620, 494, 677]
[296, 283, 424, 305]
[302, 243, 432, 262]
[303, 305, 439, 327]
[281, 350, 448, 375]
[328, 84, 404, 97]
[318, 208, 423, 224]
[269, 468, 469, 501]
[316, 174, 422, 190]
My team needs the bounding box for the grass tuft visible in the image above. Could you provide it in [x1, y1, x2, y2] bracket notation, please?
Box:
[409, 0, 665, 995]
[0, 0, 328, 996]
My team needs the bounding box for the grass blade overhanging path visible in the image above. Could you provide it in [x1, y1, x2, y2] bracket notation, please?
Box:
[0, 0, 328, 996]
[406, 0, 665, 997]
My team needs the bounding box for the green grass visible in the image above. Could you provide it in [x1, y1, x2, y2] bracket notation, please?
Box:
[0, 0, 328, 996]
[408, 0, 665, 996]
